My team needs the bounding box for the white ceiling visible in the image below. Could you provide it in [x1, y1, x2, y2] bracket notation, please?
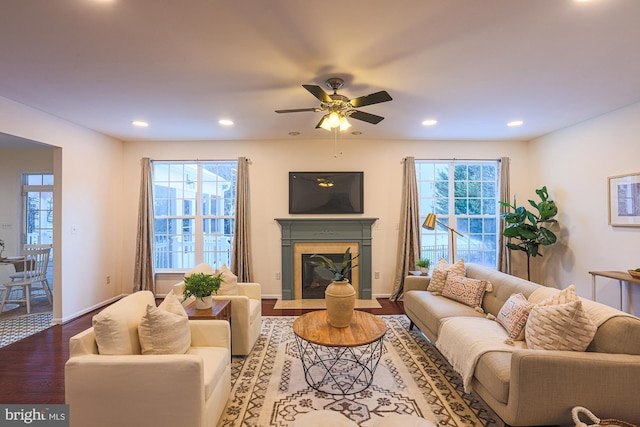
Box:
[1, 0, 639, 145]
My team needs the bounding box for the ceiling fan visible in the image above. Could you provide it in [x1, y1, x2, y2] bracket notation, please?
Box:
[275, 78, 392, 130]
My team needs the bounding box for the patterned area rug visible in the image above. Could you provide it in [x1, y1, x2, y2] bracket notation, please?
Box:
[218, 315, 504, 427]
[0, 312, 53, 348]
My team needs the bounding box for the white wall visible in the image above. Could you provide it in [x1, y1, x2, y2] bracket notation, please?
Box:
[0, 96, 125, 323]
[122, 138, 530, 298]
[530, 102, 640, 316]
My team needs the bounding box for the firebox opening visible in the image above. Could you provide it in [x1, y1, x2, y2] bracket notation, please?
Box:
[301, 253, 352, 299]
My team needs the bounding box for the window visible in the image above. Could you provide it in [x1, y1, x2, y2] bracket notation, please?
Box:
[416, 160, 500, 268]
[22, 173, 54, 247]
[153, 161, 236, 271]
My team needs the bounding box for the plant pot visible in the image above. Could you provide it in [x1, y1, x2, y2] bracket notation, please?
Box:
[419, 267, 430, 275]
[195, 295, 213, 309]
[324, 279, 356, 328]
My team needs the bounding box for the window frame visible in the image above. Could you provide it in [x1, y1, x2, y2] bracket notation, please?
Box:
[152, 160, 236, 272]
[416, 159, 500, 268]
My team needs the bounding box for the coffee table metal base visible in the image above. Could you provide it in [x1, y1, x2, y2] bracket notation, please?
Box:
[294, 334, 384, 395]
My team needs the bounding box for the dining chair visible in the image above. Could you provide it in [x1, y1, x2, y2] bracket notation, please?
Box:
[0, 245, 52, 314]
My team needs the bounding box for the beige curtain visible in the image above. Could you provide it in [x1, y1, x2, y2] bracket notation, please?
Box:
[134, 158, 155, 293]
[390, 157, 421, 301]
[498, 157, 511, 273]
[231, 157, 252, 282]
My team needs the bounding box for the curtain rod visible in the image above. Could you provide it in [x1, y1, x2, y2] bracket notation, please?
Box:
[402, 157, 503, 162]
[149, 158, 251, 163]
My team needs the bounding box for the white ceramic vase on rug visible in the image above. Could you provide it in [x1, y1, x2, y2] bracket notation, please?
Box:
[196, 295, 213, 309]
[325, 279, 356, 328]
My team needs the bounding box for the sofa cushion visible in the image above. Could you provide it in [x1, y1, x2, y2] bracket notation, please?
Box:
[526, 299, 597, 351]
[406, 292, 484, 338]
[427, 258, 465, 293]
[138, 304, 191, 355]
[186, 347, 230, 400]
[441, 273, 487, 310]
[216, 264, 239, 296]
[92, 290, 156, 355]
[473, 351, 511, 404]
[496, 293, 533, 340]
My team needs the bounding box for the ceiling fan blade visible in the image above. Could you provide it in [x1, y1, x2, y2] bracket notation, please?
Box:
[275, 108, 319, 113]
[349, 91, 393, 108]
[349, 110, 385, 124]
[314, 117, 326, 129]
[302, 84, 332, 103]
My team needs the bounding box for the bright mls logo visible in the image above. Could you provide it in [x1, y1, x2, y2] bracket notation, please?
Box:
[0, 405, 69, 426]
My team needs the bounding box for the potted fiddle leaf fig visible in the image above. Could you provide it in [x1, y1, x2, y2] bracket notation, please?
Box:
[183, 272, 224, 309]
[500, 186, 558, 280]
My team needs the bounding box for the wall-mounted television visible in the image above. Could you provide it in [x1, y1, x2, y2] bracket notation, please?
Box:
[289, 172, 364, 214]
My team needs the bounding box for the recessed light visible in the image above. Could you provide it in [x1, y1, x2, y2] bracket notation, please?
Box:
[218, 119, 234, 126]
[132, 120, 149, 128]
[507, 120, 524, 127]
[288, 131, 300, 136]
[422, 119, 438, 127]
[351, 131, 362, 135]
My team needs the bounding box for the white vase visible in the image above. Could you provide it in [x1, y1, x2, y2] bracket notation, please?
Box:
[196, 295, 213, 309]
[324, 279, 356, 328]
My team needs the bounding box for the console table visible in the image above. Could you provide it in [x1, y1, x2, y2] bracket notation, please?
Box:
[588, 270, 640, 314]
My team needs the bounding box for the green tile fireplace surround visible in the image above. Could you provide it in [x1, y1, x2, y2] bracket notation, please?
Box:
[275, 218, 377, 300]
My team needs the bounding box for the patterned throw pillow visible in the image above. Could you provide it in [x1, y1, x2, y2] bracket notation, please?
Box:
[441, 272, 487, 310]
[525, 285, 597, 351]
[496, 293, 533, 340]
[427, 258, 465, 293]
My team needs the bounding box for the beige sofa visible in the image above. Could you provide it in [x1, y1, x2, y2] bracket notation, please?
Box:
[403, 264, 640, 426]
[65, 291, 231, 427]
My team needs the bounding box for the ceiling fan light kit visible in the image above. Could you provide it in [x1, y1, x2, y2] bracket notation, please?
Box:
[276, 77, 392, 131]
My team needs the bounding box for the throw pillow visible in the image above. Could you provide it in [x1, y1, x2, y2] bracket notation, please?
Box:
[427, 268, 449, 293]
[441, 272, 487, 310]
[496, 293, 533, 340]
[138, 304, 191, 355]
[525, 299, 597, 351]
[426, 258, 465, 293]
[185, 262, 214, 278]
[216, 264, 239, 296]
[92, 290, 155, 355]
[158, 291, 189, 318]
[540, 284, 578, 305]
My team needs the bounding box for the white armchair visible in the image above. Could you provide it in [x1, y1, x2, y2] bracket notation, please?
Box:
[174, 280, 262, 356]
[65, 291, 231, 427]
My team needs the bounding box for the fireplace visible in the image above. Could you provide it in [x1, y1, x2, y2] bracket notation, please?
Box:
[275, 218, 376, 300]
[295, 242, 359, 299]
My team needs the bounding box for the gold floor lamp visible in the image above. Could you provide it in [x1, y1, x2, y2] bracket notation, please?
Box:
[422, 213, 465, 263]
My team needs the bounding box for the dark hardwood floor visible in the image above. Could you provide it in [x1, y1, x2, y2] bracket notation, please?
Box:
[0, 298, 404, 404]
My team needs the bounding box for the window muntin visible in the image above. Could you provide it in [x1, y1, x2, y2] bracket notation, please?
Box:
[153, 161, 236, 271]
[417, 160, 499, 268]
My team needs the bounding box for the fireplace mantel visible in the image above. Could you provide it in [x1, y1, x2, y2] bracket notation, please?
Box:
[275, 218, 377, 300]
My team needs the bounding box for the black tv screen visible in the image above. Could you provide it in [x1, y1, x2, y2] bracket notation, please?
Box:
[289, 172, 364, 214]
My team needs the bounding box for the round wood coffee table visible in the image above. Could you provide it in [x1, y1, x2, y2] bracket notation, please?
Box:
[292, 310, 387, 395]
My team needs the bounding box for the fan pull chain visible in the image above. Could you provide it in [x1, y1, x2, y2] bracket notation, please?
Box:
[333, 128, 343, 158]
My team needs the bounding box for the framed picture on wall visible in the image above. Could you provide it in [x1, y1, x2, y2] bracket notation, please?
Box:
[608, 172, 640, 227]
